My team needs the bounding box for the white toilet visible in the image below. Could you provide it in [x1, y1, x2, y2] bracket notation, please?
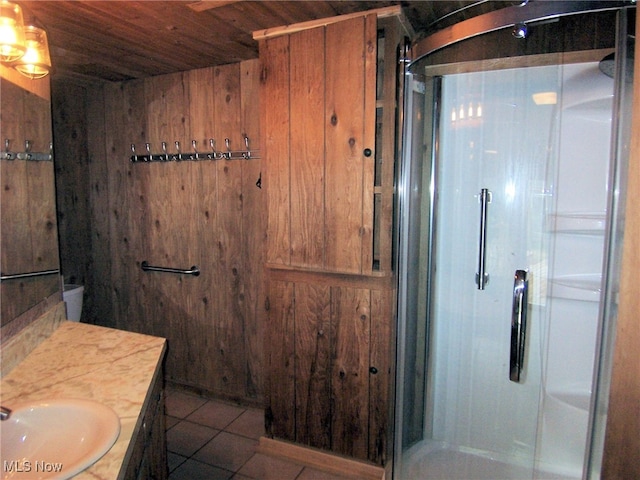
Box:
[63, 284, 84, 322]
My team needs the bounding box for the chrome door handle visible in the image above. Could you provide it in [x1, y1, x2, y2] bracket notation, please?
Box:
[510, 269, 528, 382]
[475, 188, 491, 289]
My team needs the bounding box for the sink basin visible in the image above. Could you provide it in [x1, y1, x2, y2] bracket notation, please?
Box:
[0, 398, 120, 479]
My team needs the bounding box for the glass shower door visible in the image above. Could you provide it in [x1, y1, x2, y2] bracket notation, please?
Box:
[396, 64, 562, 479]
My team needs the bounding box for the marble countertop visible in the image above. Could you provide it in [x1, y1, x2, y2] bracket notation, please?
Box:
[0, 321, 166, 479]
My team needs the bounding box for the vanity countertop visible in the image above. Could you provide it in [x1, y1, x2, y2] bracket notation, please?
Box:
[0, 321, 166, 479]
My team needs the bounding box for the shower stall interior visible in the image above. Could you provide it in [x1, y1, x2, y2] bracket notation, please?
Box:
[394, 3, 634, 480]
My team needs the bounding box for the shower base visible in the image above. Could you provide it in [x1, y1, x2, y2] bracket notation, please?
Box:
[401, 441, 577, 480]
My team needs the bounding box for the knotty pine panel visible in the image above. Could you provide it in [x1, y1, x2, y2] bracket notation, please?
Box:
[186, 66, 220, 392]
[290, 27, 325, 269]
[261, 34, 291, 266]
[93, 63, 264, 402]
[262, 14, 377, 275]
[212, 64, 247, 397]
[294, 281, 332, 450]
[330, 285, 371, 460]
[265, 273, 394, 464]
[144, 72, 195, 383]
[368, 287, 394, 465]
[51, 81, 91, 288]
[266, 279, 296, 440]
[324, 16, 369, 274]
[240, 59, 265, 398]
[104, 79, 148, 336]
[85, 83, 114, 328]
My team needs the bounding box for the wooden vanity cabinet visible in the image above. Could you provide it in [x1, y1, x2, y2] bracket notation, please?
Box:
[123, 364, 167, 480]
[258, 8, 408, 466]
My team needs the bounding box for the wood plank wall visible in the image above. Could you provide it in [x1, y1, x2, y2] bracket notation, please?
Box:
[53, 60, 264, 403]
[259, 12, 400, 465]
[1, 77, 59, 327]
[262, 15, 378, 275]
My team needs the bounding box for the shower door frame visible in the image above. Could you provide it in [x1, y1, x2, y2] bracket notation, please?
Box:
[393, 2, 632, 479]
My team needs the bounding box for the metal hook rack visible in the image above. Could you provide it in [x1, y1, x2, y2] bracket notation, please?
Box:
[130, 136, 259, 163]
[1, 139, 53, 162]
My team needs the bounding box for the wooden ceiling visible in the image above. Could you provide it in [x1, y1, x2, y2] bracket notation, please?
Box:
[18, 1, 516, 83]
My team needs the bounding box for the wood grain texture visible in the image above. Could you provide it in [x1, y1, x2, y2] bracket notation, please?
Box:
[361, 13, 378, 275]
[368, 287, 394, 464]
[266, 280, 296, 440]
[240, 59, 265, 399]
[260, 12, 399, 465]
[261, 35, 291, 266]
[66, 61, 265, 403]
[290, 27, 326, 269]
[257, 437, 385, 480]
[324, 16, 366, 274]
[212, 64, 246, 397]
[330, 286, 370, 460]
[51, 82, 91, 288]
[294, 281, 332, 449]
[187, 65, 219, 393]
[85, 83, 114, 328]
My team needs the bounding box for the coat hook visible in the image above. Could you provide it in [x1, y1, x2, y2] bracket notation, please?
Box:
[24, 140, 32, 160]
[175, 141, 182, 161]
[243, 135, 251, 159]
[192, 140, 198, 160]
[256, 171, 262, 189]
[225, 138, 231, 160]
[131, 144, 137, 162]
[145, 143, 151, 162]
[162, 141, 168, 161]
[4, 139, 13, 160]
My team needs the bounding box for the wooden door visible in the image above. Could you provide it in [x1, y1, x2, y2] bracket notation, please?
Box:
[259, 9, 404, 465]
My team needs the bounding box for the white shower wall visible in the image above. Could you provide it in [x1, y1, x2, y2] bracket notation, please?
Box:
[537, 63, 613, 478]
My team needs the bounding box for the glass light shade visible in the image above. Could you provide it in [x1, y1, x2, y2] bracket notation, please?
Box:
[14, 25, 50, 79]
[0, 0, 26, 62]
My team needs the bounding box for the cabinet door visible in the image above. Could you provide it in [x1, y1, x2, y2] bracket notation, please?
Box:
[261, 14, 377, 275]
[265, 276, 393, 463]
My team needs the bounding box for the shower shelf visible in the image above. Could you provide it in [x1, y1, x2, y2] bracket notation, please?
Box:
[550, 274, 602, 302]
[547, 212, 606, 235]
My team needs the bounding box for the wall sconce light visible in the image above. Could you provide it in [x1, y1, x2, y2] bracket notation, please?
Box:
[13, 24, 50, 79]
[0, 0, 26, 62]
[0, 1, 51, 79]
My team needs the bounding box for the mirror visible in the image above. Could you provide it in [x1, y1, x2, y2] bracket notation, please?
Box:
[1, 71, 60, 328]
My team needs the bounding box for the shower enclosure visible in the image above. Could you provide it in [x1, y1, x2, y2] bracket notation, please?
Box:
[394, 3, 634, 479]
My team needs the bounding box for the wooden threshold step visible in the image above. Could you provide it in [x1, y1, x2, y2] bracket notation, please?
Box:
[257, 437, 385, 480]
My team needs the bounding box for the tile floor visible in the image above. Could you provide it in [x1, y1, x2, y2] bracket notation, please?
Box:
[165, 388, 355, 480]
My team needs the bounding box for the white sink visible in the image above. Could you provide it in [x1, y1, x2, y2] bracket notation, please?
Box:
[0, 398, 120, 479]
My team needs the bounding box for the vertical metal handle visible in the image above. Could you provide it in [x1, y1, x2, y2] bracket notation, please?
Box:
[475, 188, 491, 289]
[510, 269, 529, 382]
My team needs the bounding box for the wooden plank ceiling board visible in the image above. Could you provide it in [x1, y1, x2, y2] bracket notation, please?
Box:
[17, 1, 508, 83]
